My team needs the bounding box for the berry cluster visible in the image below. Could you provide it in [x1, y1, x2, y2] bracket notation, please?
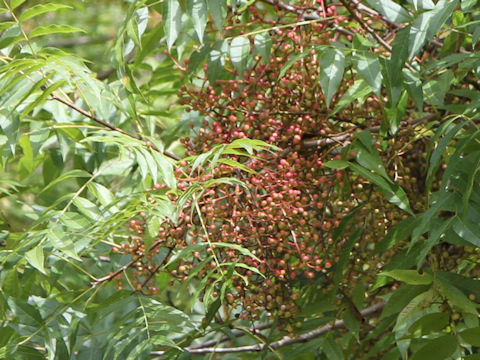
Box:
[115, 0, 422, 323]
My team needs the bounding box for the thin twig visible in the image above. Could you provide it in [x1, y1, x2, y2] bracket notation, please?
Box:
[259, 0, 322, 21]
[339, 0, 393, 52]
[259, 0, 354, 37]
[49, 93, 181, 161]
[349, 0, 469, 55]
[91, 238, 168, 286]
[91, 257, 138, 285]
[139, 246, 174, 289]
[151, 302, 386, 355]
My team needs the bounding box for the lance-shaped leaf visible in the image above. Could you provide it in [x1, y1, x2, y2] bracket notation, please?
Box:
[164, 0, 182, 50]
[319, 47, 345, 107]
[230, 36, 250, 75]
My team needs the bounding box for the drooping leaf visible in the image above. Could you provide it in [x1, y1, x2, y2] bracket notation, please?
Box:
[319, 47, 345, 107]
[408, 312, 449, 335]
[437, 277, 477, 315]
[254, 32, 271, 63]
[208, 0, 227, 31]
[188, 0, 207, 43]
[365, 0, 411, 23]
[25, 246, 46, 274]
[380, 284, 430, 319]
[410, 335, 458, 360]
[321, 337, 345, 360]
[164, 0, 182, 49]
[353, 53, 382, 96]
[230, 36, 250, 75]
[426, 121, 466, 193]
[409, 0, 458, 59]
[333, 79, 372, 114]
[73, 196, 102, 221]
[145, 215, 161, 254]
[349, 162, 412, 214]
[459, 327, 480, 346]
[403, 68, 424, 110]
[334, 228, 362, 288]
[87, 182, 118, 211]
[423, 70, 454, 107]
[207, 40, 228, 83]
[411, 0, 435, 10]
[385, 26, 410, 106]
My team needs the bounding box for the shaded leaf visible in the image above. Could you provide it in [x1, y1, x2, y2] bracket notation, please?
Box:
[437, 277, 477, 314]
[410, 335, 458, 360]
[349, 163, 412, 214]
[333, 79, 372, 114]
[381, 284, 430, 319]
[385, 26, 409, 105]
[380, 270, 433, 285]
[408, 312, 449, 335]
[459, 327, 480, 346]
[323, 160, 350, 170]
[321, 337, 344, 360]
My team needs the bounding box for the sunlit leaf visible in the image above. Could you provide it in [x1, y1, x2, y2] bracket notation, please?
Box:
[19, 3, 71, 22]
[353, 53, 382, 96]
[319, 47, 345, 107]
[189, 0, 207, 43]
[164, 0, 182, 49]
[409, 0, 458, 59]
[230, 36, 250, 75]
[29, 25, 85, 38]
[25, 246, 46, 274]
[365, 0, 411, 22]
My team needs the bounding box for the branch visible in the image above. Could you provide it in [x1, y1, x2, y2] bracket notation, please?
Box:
[49, 93, 181, 161]
[91, 257, 138, 286]
[189, 322, 273, 350]
[151, 302, 386, 355]
[302, 114, 438, 148]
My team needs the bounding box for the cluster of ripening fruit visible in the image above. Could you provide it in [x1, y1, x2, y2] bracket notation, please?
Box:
[114, 0, 419, 321]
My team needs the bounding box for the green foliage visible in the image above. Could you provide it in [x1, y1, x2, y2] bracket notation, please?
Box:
[1, 0, 480, 359]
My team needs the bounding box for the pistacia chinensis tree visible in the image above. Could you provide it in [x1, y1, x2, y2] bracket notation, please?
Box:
[1, 0, 480, 359]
